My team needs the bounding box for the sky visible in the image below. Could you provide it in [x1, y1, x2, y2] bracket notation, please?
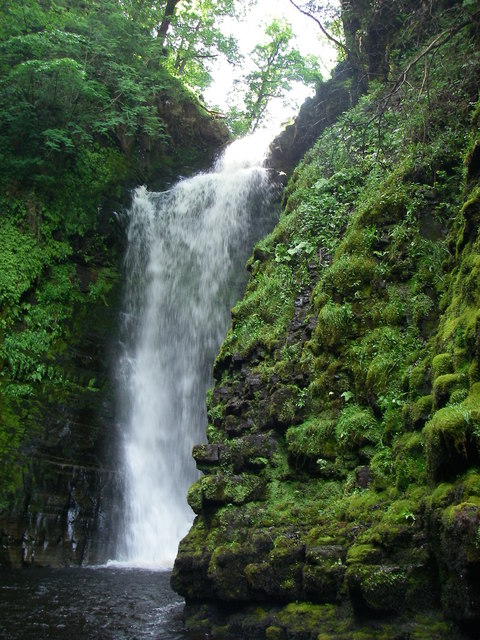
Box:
[203, 0, 338, 130]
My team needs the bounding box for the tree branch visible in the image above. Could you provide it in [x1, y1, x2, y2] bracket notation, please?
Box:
[380, 11, 479, 113]
[287, 0, 353, 59]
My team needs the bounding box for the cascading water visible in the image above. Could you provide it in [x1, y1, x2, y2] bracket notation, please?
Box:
[114, 133, 279, 568]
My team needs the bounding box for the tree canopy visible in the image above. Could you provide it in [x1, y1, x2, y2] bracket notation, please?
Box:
[0, 0, 327, 180]
[228, 18, 322, 134]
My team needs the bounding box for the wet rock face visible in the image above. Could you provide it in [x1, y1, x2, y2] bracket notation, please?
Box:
[114, 92, 230, 190]
[172, 277, 442, 631]
[0, 296, 118, 568]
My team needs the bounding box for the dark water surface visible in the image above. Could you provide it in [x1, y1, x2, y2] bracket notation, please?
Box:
[0, 567, 197, 640]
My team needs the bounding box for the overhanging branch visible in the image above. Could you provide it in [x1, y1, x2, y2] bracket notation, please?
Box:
[287, 0, 353, 60]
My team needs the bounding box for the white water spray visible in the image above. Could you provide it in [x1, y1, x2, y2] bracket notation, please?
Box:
[114, 133, 278, 568]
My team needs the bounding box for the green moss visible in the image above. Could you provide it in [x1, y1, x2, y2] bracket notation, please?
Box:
[432, 353, 453, 379]
[265, 626, 285, 640]
[206, 387, 226, 425]
[394, 432, 427, 490]
[356, 172, 408, 227]
[402, 395, 433, 431]
[335, 404, 380, 453]
[187, 479, 204, 514]
[462, 381, 480, 419]
[346, 543, 380, 564]
[410, 615, 457, 639]
[277, 602, 341, 632]
[440, 303, 479, 352]
[423, 406, 471, 482]
[218, 257, 300, 360]
[269, 384, 302, 426]
[442, 499, 480, 525]
[469, 360, 480, 385]
[200, 474, 265, 507]
[341, 489, 391, 523]
[350, 326, 421, 405]
[449, 388, 468, 404]
[425, 481, 455, 509]
[321, 255, 378, 301]
[286, 417, 336, 462]
[370, 448, 395, 490]
[365, 354, 395, 397]
[408, 360, 431, 394]
[461, 469, 480, 498]
[347, 563, 408, 612]
[433, 373, 465, 408]
[315, 301, 354, 348]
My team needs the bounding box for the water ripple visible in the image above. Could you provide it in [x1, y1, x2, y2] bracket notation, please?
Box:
[0, 567, 199, 640]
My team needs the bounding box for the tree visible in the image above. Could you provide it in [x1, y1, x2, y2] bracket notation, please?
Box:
[115, 0, 254, 92]
[118, 0, 181, 40]
[163, 0, 249, 91]
[158, 0, 182, 45]
[228, 19, 322, 134]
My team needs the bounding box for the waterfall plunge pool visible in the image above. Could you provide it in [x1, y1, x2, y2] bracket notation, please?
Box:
[0, 567, 201, 640]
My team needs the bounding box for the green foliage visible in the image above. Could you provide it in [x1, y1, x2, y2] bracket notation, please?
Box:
[0, 0, 183, 194]
[0, 221, 45, 308]
[227, 18, 321, 134]
[164, 0, 243, 91]
[350, 327, 420, 406]
[219, 250, 300, 360]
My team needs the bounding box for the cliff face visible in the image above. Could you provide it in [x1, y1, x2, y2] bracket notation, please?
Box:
[172, 3, 480, 638]
[0, 89, 229, 568]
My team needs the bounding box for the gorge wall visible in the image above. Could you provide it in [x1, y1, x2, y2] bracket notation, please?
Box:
[172, 2, 480, 638]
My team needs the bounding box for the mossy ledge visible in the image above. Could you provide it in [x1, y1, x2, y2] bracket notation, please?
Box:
[172, 2, 480, 638]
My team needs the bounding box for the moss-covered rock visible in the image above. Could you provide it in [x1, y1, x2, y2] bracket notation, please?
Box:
[432, 353, 454, 379]
[347, 563, 409, 613]
[433, 373, 465, 408]
[335, 405, 380, 456]
[403, 395, 433, 431]
[303, 544, 347, 603]
[173, 4, 480, 637]
[200, 474, 266, 508]
[286, 417, 337, 473]
[423, 406, 473, 482]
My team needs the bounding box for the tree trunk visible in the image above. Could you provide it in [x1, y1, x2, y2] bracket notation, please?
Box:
[158, 0, 181, 46]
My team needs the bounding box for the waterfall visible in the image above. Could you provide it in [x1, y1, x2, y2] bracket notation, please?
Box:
[114, 133, 278, 568]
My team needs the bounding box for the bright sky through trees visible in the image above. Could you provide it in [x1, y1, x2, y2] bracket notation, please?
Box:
[204, 0, 337, 130]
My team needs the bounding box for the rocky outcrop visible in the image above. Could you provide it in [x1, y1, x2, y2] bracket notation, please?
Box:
[267, 63, 353, 175]
[172, 3, 480, 637]
[121, 93, 229, 189]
